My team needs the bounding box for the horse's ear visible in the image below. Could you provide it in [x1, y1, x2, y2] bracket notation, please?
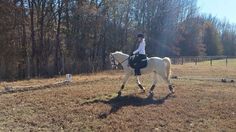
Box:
[110, 51, 115, 54]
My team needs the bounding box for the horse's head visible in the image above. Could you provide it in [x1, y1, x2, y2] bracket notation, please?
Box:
[109, 52, 118, 69]
[109, 51, 129, 69]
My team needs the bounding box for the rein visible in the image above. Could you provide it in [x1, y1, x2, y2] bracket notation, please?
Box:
[110, 54, 129, 67]
[119, 57, 129, 64]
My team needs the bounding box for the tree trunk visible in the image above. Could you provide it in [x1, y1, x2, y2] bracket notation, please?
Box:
[29, 0, 36, 77]
[38, 0, 46, 76]
[20, 0, 30, 79]
[55, 0, 63, 75]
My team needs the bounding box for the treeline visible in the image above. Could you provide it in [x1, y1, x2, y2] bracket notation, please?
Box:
[0, 0, 236, 80]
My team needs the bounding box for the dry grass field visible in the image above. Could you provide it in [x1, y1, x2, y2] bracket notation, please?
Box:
[0, 59, 236, 131]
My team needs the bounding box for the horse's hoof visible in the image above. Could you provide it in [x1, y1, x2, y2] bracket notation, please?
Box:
[139, 88, 145, 93]
[169, 85, 175, 94]
[98, 112, 108, 119]
[142, 89, 146, 93]
[148, 91, 154, 98]
[117, 91, 122, 97]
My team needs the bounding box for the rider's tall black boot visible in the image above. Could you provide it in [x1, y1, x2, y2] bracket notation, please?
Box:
[135, 68, 141, 76]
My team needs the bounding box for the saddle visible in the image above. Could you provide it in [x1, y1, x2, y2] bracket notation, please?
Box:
[129, 55, 148, 69]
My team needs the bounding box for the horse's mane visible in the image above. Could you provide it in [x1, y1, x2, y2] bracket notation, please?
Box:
[114, 51, 123, 53]
[114, 51, 128, 55]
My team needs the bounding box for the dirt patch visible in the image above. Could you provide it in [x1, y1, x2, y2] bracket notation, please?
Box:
[0, 67, 236, 131]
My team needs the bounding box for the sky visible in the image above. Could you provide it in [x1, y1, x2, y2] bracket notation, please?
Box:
[197, 0, 236, 24]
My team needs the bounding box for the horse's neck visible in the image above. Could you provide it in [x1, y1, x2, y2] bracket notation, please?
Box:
[117, 54, 129, 70]
[117, 54, 129, 62]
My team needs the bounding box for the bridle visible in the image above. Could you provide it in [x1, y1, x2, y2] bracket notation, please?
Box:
[110, 54, 129, 69]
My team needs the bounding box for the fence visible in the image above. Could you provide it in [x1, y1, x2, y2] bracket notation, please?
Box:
[171, 56, 236, 66]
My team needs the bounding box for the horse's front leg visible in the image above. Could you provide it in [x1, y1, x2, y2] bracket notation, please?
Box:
[136, 76, 145, 93]
[117, 73, 130, 97]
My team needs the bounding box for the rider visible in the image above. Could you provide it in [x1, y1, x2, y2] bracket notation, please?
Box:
[131, 33, 147, 76]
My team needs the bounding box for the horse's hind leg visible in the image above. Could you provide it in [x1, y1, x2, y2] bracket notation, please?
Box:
[169, 84, 174, 93]
[149, 72, 158, 97]
[162, 73, 175, 94]
[136, 76, 145, 93]
[118, 73, 130, 96]
[164, 72, 175, 94]
[168, 80, 175, 94]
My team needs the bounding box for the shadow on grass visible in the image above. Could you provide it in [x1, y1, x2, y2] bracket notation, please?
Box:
[82, 93, 176, 118]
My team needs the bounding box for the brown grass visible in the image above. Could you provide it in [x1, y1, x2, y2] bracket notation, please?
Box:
[0, 60, 236, 131]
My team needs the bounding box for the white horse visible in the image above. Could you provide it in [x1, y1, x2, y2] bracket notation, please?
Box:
[109, 51, 174, 97]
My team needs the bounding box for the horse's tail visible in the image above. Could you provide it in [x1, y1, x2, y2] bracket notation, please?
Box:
[163, 57, 171, 81]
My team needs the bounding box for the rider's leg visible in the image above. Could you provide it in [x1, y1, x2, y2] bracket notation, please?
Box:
[134, 54, 142, 75]
[135, 68, 141, 76]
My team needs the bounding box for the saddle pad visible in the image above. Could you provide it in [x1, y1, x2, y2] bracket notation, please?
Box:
[129, 57, 147, 69]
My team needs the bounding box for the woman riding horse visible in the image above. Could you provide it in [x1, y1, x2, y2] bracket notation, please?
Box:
[130, 33, 147, 76]
[109, 33, 174, 97]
